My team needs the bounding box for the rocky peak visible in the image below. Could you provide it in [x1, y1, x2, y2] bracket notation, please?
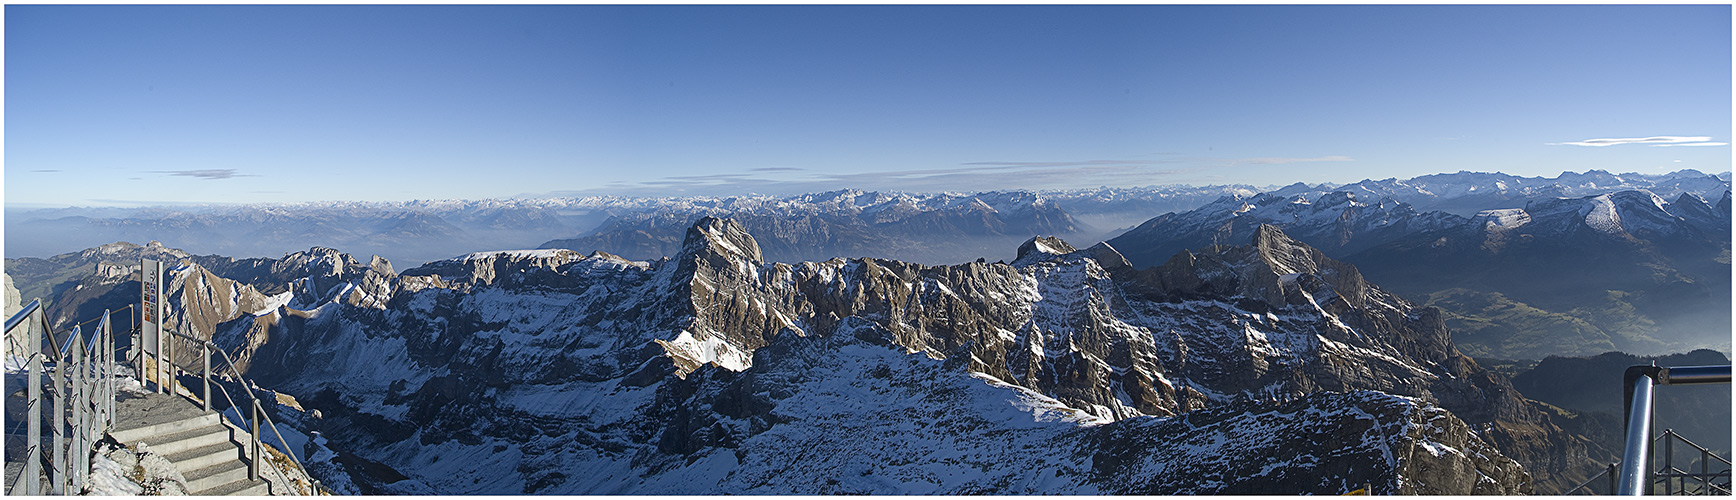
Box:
[1314, 191, 1362, 208]
[1077, 242, 1132, 271]
[1014, 235, 1078, 264]
[78, 240, 191, 263]
[1247, 224, 1324, 275]
[273, 247, 366, 279]
[402, 249, 584, 288]
[1137, 225, 1370, 311]
[682, 216, 763, 265]
[368, 255, 395, 276]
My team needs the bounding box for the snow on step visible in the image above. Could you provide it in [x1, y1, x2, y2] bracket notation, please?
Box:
[110, 392, 275, 495]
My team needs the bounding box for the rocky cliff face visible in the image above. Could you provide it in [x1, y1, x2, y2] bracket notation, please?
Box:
[27, 219, 1582, 493]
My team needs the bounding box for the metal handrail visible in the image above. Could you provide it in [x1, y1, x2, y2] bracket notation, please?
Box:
[1566, 462, 1621, 495]
[4, 300, 124, 495]
[1652, 429, 1733, 496]
[164, 329, 318, 495]
[1618, 364, 1733, 495]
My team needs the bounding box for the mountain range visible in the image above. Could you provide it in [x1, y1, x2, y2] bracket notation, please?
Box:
[8, 169, 1725, 269]
[7, 219, 1645, 493]
[4, 168, 1730, 494]
[1109, 185, 1731, 360]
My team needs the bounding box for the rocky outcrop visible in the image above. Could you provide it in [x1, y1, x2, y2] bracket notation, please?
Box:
[3, 272, 20, 319]
[1085, 391, 1530, 495]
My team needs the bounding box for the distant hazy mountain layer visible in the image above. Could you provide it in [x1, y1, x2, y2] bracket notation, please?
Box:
[7, 169, 1725, 268]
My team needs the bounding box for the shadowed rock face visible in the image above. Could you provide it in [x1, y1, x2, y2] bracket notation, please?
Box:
[37, 219, 1573, 494]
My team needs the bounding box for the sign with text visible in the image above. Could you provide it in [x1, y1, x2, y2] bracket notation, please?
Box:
[140, 258, 161, 356]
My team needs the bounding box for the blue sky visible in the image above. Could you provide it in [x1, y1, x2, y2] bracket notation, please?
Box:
[5, 5, 1730, 207]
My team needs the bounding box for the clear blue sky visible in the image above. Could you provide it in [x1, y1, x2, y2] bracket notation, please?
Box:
[5, 5, 1730, 207]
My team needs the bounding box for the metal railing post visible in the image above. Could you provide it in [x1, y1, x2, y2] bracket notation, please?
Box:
[51, 327, 67, 495]
[1618, 367, 1656, 495]
[202, 343, 211, 411]
[105, 312, 117, 429]
[1617, 365, 1732, 495]
[155, 324, 165, 394]
[71, 334, 85, 492]
[135, 321, 145, 390]
[250, 398, 262, 481]
[1664, 430, 1674, 495]
[24, 308, 43, 495]
[1701, 448, 1710, 495]
[1607, 463, 1617, 495]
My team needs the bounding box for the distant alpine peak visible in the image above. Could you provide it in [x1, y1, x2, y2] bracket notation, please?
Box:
[683, 216, 764, 264]
[1512, 188, 1727, 240]
[454, 248, 583, 263]
[1014, 235, 1078, 264]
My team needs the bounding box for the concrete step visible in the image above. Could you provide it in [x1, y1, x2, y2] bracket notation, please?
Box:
[199, 477, 270, 496]
[110, 410, 220, 444]
[162, 441, 244, 474]
[182, 459, 250, 494]
[129, 424, 230, 457]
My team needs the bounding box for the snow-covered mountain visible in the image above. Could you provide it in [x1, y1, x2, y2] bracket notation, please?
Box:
[537, 189, 1096, 265]
[1272, 169, 1730, 217]
[1345, 189, 1732, 359]
[9, 169, 1722, 267]
[1106, 185, 1732, 360]
[7, 186, 1253, 267]
[27, 218, 1641, 493]
[1107, 191, 1465, 269]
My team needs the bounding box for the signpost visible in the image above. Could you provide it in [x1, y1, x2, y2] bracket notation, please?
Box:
[140, 258, 164, 393]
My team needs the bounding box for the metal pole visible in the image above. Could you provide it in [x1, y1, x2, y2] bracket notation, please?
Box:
[250, 398, 261, 481]
[1607, 463, 1617, 495]
[1618, 370, 1656, 495]
[52, 332, 65, 495]
[135, 322, 144, 390]
[25, 312, 42, 495]
[106, 313, 116, 429]
[1701, 448, 1710, 495]
[1660, 365, 1732, 385]
[154, 325, 164, 394]
[71, 337, 84, 492]
[1664, 430, 1674, 495]
[202, 343, 211, 411]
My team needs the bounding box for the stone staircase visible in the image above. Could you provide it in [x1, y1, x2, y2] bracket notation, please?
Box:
[110, 391, 270, 495]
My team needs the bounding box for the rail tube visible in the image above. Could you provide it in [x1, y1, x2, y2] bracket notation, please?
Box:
[1618, 370, 1655, 494]
[1618, 364, 1732, 495]
[6, 302, 133, 495]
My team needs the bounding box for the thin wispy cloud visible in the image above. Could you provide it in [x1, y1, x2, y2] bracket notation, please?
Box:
[1650, 141, 1728, 147]
[751, 167, 805, 172]
[32, 169, 62, 173]
[151, 169, 255, 180]
[1549, 136, 1721, 147]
